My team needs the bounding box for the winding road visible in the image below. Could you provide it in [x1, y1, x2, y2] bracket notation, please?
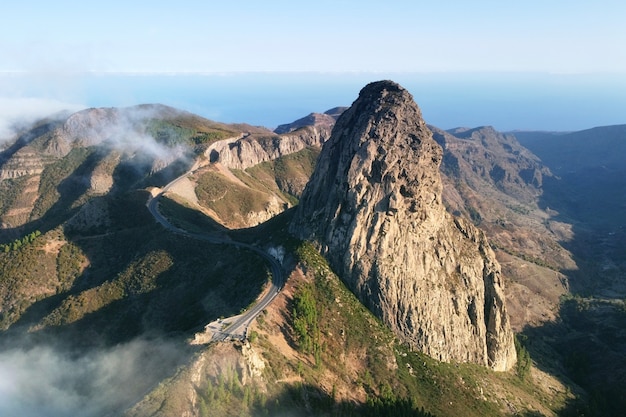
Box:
[146, 152, 284, 343]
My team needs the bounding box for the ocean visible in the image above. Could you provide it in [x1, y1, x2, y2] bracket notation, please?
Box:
[1, 72, 625, 132]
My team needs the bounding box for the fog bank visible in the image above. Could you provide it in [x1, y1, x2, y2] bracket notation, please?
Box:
[0, 338, 186, 417]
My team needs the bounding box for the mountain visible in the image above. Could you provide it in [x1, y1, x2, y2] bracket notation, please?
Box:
[430, 126, 574, 330]
[513, 125, 626, 174]
[0, 104, 238, 234]
[289, 80, 516, 371]
[273, 107, 346, 134]
[1, 84, 621, 416]
[513, 126, 626, 235]
[511, 126, 626, 415]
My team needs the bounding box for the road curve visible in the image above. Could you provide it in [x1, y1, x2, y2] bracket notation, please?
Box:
[146, 156, 284, 343]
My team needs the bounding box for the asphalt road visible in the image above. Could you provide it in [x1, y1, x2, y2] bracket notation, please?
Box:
[146, 162, 284, 343]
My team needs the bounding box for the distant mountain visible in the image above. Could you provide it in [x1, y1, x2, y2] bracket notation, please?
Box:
[430, 126, 573, 331]
[1, 90, 624, 415]
[513, 124, 626, 247]
[513, 124, 626, 174]
[512, 125, 626, 414]
[273, 107, 346, 134]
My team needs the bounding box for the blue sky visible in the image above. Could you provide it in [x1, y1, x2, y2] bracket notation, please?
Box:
[3, 0, 625, 73]
[1, 1, 625, 131]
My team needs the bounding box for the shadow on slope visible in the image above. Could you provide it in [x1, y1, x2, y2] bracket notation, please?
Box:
[520, 299, 626, 417]
[242, 383, 436, 417]
[0, 188, 274, 416]
[7, 193, 269, 350]
[515, 127, 626, 416]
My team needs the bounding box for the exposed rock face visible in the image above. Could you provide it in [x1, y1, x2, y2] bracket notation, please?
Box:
[274, 108, 346, 134]
[274, 112, 337, 134]
[429, 126, 573, 332]
[209, 126, 332, 170]
[431, 125, 552, 203]
[290, 80, 516, 370]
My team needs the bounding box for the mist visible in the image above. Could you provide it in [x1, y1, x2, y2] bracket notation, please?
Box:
[0, 97, 83, 143]
[0, 338, 187, 417]
[63, 104, 191, 163]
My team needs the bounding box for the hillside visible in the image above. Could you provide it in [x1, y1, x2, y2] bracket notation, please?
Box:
[0, 90, 624, 415]
[126, 220, 575, 417]
[512, 127, 626, 415]
[430, 126, 573, 331]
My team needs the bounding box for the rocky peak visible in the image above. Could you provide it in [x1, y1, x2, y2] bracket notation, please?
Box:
[290, 80, 516, 370]
[274, 112, 337, 134]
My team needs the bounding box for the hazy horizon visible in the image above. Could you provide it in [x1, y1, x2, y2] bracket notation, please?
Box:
[1, 71, 625, 134]
[3, 2, 625, 133]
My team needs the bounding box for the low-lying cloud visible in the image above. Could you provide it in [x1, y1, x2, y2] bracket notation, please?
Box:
[0, 97, 83, 142]
[0, 98, 192, 174]
[59, 104, 193, 169]
[0, 339, 185, 417]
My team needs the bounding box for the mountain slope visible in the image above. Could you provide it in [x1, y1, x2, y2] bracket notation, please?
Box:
[126, 223, 573, 417]
[0, 96, 619, 416]
[431, 126, 574, 330]
[290, 80, 516, 371]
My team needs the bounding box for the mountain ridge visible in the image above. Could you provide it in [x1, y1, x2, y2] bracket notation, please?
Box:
[0, 90, 624, 415]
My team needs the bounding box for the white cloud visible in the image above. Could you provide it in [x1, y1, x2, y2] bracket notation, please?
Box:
[0, 339, 184, 417]
[0, 97, 83, 142]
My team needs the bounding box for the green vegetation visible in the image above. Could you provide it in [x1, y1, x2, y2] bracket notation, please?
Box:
[0, 230, 41, 253]
[201, 240, 572, 417]
[492, 243, 560, 271]
[56, 240, 85, 292]
[0, 231, 59, 329]
[195, 170, 271, 226]
[507, 204, 531, 215]
[273, 146, 319, 184]
[465, 205, 482, 225]
[292, 283, 321, 360]
[246, 146, 320, 203]
[197, 366, 270, 417]
[38, 229, 268, 341]
[0, 175, 32, 216]
[514, 334, 532, 380]
[0, 112, 604, 416]
[278, 242, 503, 417]
[0, 190, 269, 345]
[41, 250, 174, 327]
[31, 147, 95, 221]
[145, 119, 234, 148]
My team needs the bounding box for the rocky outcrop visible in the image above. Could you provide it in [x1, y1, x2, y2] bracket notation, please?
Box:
[273, 108, 344, 134]
[290, 80, 516, 370]
[209, 126, 332, 170]
[0, 147, 46, 179]
[431, 125, 552, 203]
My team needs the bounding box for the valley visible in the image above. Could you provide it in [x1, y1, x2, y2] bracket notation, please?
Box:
[0, 83, 623, 416]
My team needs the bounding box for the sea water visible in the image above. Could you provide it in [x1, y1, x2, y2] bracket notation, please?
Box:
[1, 71, 625, 132]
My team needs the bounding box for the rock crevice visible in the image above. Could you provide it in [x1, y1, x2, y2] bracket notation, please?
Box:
[290, 80, 516, 371]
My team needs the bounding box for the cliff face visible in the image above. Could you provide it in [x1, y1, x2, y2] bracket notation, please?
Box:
[208, 125, 332, 170]
[290, 80, 516, 370]
[431, 125, 552, 203]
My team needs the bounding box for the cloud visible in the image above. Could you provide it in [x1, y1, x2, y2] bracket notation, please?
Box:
[0, 339, 185, 417]
[0, 97, 83, 142]
[0, 97, 192, 173]
[60, 104, 193, 173]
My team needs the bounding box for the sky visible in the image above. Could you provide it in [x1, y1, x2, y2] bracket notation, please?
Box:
[1, 0, 625, 130]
